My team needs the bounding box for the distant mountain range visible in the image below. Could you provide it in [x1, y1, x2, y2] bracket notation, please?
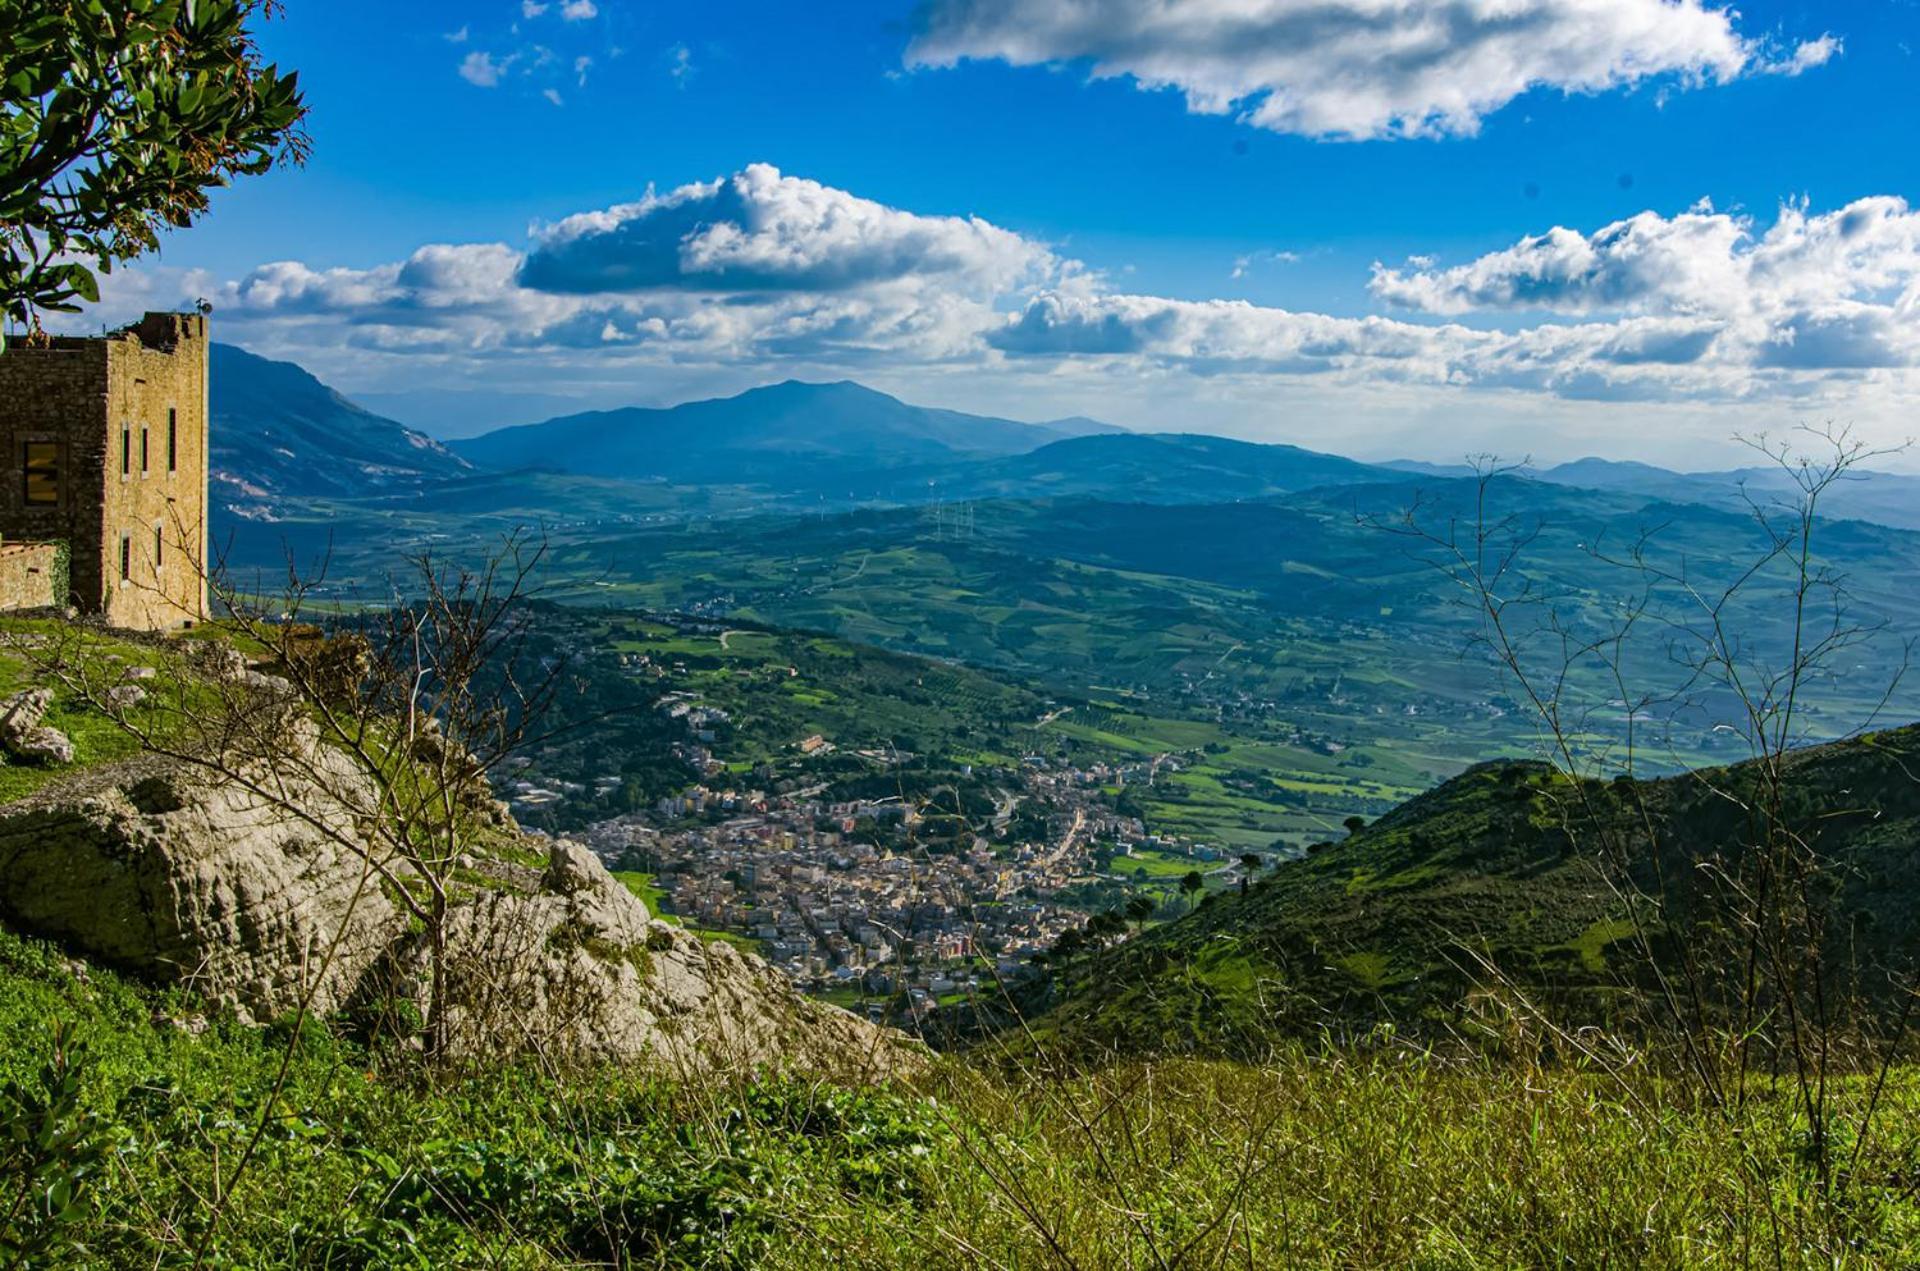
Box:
[207, 345, 1920, 531]
[942, 432, 1402, 503]
[1529, 457, 1920, 531]
[1389, 454, 1920, 531]
[450, 378, 1122, 488]
[210, 344, 469, 517]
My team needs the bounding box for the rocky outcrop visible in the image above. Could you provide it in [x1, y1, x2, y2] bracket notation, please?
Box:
[374, 838, 916, 1079]
[0, 688, 75, 765]
[0, 756, 923, 1081]
[0, 757, 402, 1020]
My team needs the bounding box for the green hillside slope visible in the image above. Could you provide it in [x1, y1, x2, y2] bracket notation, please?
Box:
[1024, 724, 1920, 1058]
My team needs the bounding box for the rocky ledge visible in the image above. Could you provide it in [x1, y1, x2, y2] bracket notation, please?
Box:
[0, 755, 923, 1082]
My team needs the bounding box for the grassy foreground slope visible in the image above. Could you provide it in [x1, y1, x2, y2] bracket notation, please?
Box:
[1025, 724, 1920, 1058]
[2, 921, 1917, 1267]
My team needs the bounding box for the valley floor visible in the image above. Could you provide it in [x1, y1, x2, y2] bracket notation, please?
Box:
[3, 924, 1914, 1268]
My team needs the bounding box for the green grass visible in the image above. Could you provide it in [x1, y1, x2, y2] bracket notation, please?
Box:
[0, 696, 141, 804]
[612, 872, 764, 954]
[612, 869, 670, 914]
[684, 924, 765, 956]
[0, 852, 1912, 1267]
[3, 913, 1912, 1267]
[1567, 916, 1639, 974]
[1337, 949, 1394, 989]
[1116, 847, 1207, 878]
[0, 619, 198, 803]
[0, 924, 942, 1268]
[918, 1052, 1920, 1268]
[812, 986, 874, 1010]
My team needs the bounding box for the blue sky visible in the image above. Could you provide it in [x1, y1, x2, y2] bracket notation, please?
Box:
[101, 1, 1920, 467]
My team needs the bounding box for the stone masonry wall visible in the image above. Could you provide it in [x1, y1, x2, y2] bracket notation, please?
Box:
[0, 543, 60, 612]
[101, 314, 210, 630]
[0, 339, 108, 611]
[0, 313, 209, 629]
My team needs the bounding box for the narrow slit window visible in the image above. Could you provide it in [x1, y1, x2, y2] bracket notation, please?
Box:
[121, 426, 131, 477]
[167, 409, 178, 472]
[153, 524, 164, 571]
[140, 427, 149, 475]
[119, 534, 131, 582]
[22, 442, 58, 506]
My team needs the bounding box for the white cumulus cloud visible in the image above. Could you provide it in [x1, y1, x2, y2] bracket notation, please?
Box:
[458, 50, 512, 87]
[91, 170, 1920, 456]
[1370, 202, 1751, 316]
[1767, 33, 1843, 77]
[909, 0, 1835, 140]
[123, 170, 1060, 367]
[519, 163, 1056, 296]
[1370, 196, 1920, 371]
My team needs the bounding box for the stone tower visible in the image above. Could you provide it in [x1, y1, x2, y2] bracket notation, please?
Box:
[0, 312, 210, 630]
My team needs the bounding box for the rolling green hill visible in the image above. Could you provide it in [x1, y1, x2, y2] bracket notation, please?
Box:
[489, 606, 1054, 833]
[554, 479, 1920, 752]
[1021, 724, 1920, 1058]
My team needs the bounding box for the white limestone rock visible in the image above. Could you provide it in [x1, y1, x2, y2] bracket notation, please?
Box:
[105, 684, 147, 711]
[0, 757, 923, 1082]
[0, 689, 74, 765]
[0, 760, 401, 1020]
[383, 838, 924, 1080]
[8, 726, 74, 765]
[0, 688, 51, 733]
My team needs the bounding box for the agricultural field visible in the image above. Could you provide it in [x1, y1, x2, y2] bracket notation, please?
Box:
[1044, 700, 1448, 850]
[510, 607, 1511, 852]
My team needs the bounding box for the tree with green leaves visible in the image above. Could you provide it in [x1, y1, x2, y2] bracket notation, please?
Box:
[1049, 926, 1085, 974]
[1124, 895, 1154, 933]
[1179, 870, 1204, 911]
[1, 0, 307, 343]
[1086, 909, 1127, 948]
